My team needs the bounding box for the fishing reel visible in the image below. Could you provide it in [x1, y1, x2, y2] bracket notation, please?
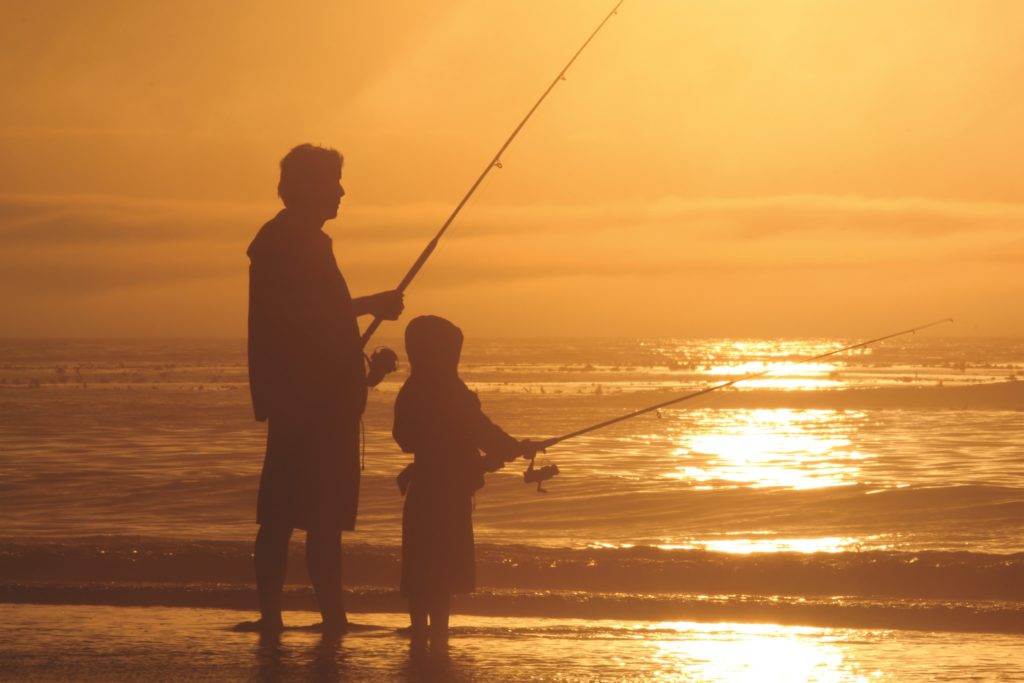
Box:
[524, 460, 559, 493]
[521, 438, 560, 492]
[365, 347, 399, 388]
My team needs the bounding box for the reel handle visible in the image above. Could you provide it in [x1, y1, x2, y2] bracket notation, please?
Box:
[366, 347, 399, 388]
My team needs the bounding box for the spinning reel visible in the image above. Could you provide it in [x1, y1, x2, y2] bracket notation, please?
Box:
[524, 459, 559, 493]
[522, 437, 560, 492]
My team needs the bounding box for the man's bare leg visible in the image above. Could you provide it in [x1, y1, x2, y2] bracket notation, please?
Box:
[255, 524, 293, 628]
[235, 524, 292, 631]
[306, 528, 347, 631]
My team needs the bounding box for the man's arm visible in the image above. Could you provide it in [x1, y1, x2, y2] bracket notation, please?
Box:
[352, 290, 405, 319]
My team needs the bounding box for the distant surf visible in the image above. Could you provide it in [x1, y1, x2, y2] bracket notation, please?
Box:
[2, 537, 1022, 634]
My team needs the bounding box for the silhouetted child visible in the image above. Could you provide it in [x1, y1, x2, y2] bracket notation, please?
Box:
[393, 315, 538, 649]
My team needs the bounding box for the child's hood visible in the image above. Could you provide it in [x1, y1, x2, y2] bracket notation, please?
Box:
[404, 315, 463, 380]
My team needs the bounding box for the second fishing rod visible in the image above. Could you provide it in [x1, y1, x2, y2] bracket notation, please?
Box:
[516, 318, 954, 490]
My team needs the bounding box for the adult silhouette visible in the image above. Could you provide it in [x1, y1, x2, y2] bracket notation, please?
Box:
[239, 144, 403, 633]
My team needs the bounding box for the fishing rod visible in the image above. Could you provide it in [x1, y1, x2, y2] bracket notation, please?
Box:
[520, 318, 954, 490]
[361, 1, 624, 349]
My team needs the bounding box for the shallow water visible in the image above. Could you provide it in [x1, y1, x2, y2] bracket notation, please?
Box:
[2, 604, 1022, 681]
[1, 337, 1022, 551]
[1, 337, 1022, 635]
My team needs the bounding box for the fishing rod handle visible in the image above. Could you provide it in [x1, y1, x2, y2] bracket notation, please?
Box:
[360, 317, 384, 347]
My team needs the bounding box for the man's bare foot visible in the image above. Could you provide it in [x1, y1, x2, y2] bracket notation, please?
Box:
[301, 620, 376, 633]
[292, 619, 386, 634]
[294, 621, 345, 633]
[337, 621, 384, 632]
[322, 619, 350, 635]
[232, 618, 285, 633]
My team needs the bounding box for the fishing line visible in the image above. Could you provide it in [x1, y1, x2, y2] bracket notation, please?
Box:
[522, 318, 954, 489]
[360, 1, 624, 348]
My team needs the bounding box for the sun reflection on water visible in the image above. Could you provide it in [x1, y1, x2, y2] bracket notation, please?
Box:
[657, 536, 878, 554]
[707, 361, 837, 375]
[643, 621, 875, 682]
[590, 535, 886, 554]
[666, 409, 865, 490]
[706, 360, 843, 391]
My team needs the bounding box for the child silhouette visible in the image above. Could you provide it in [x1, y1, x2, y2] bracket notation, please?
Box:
[392, 315, 540, 649]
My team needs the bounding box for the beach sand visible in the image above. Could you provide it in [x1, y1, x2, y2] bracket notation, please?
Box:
[2, 604, 1023, 681]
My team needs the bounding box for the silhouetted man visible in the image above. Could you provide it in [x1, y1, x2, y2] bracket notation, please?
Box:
[240, 144, 403, 633]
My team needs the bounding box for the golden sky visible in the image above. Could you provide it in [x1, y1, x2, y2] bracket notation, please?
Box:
[2, 0, 1022, 338]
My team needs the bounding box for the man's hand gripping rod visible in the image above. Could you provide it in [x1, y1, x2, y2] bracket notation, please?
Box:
[360, 1, 624, 349]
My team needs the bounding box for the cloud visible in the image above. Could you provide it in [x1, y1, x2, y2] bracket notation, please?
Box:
[1, 191, 1021, 300]
[0, 262, 234, 293]
[0, 194, 268, 246]
[4, 191, 1024, 246]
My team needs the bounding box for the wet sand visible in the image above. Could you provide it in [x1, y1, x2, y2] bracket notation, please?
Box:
[2, 604, 1023, 681]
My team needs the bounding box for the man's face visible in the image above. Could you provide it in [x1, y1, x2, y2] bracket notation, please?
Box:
[304, 167, 344, 221]
[287, 161, 345, 222]
[322, 168, 344, 220]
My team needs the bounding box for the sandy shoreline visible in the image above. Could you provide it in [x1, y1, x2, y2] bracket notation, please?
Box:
[3, 581, 1023, 636]
[2, 604, 1023, 681]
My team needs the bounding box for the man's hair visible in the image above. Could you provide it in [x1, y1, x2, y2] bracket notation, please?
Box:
[277, 144, 343, 208]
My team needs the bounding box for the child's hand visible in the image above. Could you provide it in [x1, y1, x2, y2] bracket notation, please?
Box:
[366, 347, 398, 387]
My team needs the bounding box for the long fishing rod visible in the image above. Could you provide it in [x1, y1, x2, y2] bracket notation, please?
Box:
[361, 1, 624, 348]
[521, 318, 954, 489]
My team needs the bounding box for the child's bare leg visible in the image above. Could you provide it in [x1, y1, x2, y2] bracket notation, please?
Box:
[428, 595, 451, 650]
[408, 595, 429, 648]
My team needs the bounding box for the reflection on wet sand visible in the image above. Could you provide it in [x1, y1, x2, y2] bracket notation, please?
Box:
[252, 629, 354, 682]
[650, 623, 855, 682]
[4, 605, 1020, 681]
[252, 630, 285, 681]
[249, 618, 476, 682]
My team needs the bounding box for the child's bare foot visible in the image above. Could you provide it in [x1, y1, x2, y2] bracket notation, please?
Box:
[232, 617, 284, 633]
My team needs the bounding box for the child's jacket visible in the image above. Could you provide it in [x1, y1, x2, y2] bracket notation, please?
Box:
[393, 316, 518, 597]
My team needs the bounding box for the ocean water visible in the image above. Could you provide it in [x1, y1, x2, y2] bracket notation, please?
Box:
[1, 337, 1023, 650]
